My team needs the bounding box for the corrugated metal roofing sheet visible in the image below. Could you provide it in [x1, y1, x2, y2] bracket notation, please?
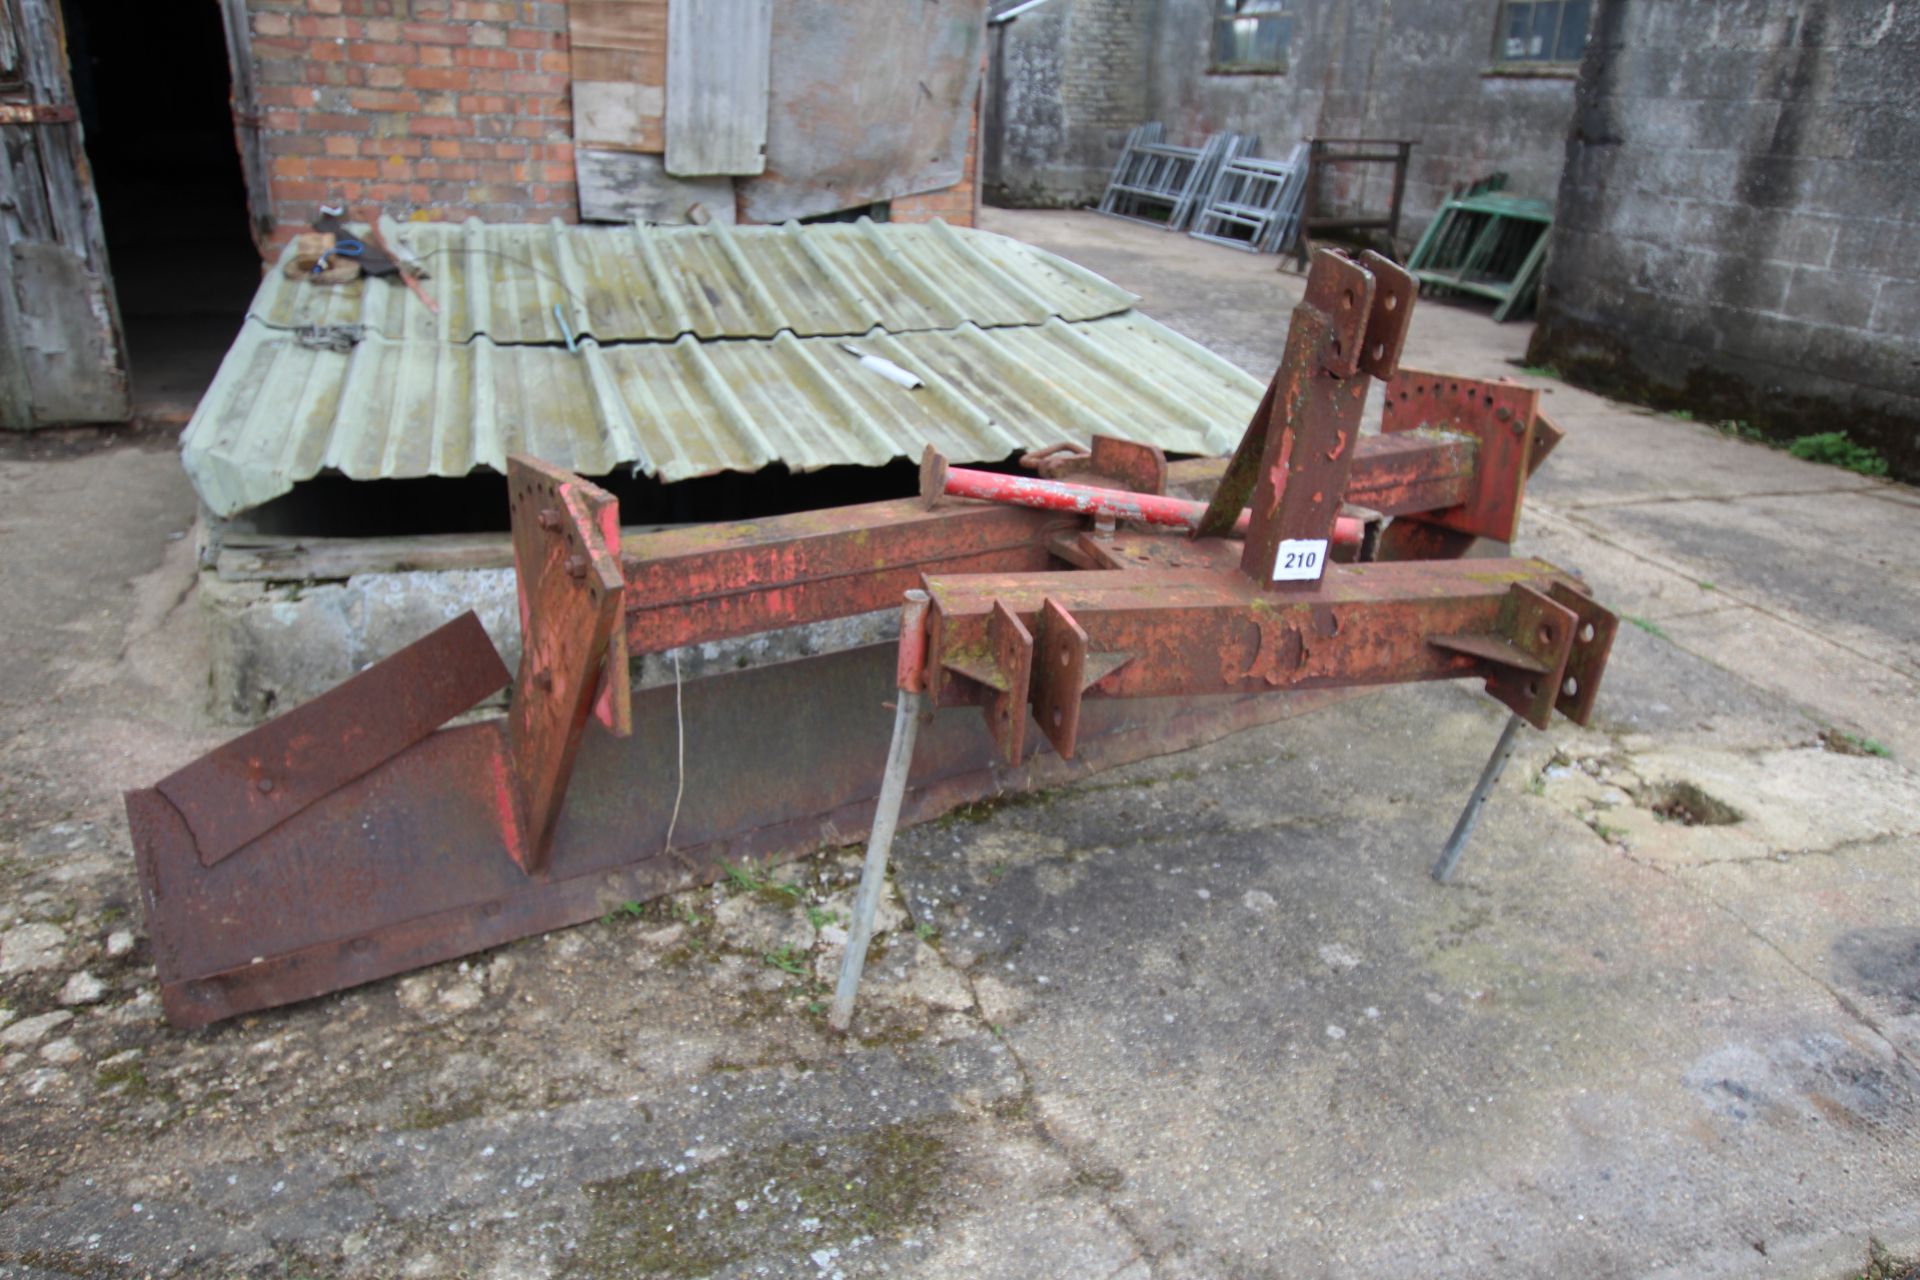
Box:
[250, 216, 1137, 343]
[184, 313, 1261, 518]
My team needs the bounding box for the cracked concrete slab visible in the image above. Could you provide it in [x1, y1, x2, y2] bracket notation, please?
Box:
[1542, 744, 1920, 866]
[1567, 491, 1920, 678]
[1652, 608, 1920, 764]
[1678, 834, 1920, 1062]
[3, 210, 1918, 1279]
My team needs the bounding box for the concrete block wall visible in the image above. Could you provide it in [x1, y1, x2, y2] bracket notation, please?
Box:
[992, 8, 1072, 204]
[1059, 0, 1152, 195]
[994, 0, 1581, 243]
[247, 0, 577, 246]
[1530, 0, 1920, 480]
[1310, 0, 1584, 229]
[992, 0, 1151, 207]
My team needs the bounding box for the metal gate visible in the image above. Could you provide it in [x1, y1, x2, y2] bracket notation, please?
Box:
[0, 0, 129, 428]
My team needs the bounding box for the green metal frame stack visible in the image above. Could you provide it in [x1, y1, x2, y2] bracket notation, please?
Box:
[1405, 191, 1554, 322]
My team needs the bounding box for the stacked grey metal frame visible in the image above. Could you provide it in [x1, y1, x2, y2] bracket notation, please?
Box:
[1189, 143, 1311, 255]
[1097, 124, 1249, 233]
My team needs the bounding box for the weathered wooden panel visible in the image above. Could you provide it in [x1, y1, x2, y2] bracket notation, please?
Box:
[0, 157, 28, 424]
[567, 0, 667, 153]
[11, 241, 129, 422]
[575, 82, 666, 154]
[0, 0, 24, 90]
[218, 0, 273, 242]
[738, 0, 987, 222]
[576, 149, 735, 224]
[663, 0, 770, 177]
[0, 0, 128, 428]
[570, 0, 667, 53]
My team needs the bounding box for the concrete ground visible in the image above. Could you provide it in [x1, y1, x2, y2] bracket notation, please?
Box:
[0, 208, 1916, 1279]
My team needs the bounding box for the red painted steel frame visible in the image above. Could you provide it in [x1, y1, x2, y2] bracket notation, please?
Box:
[914, 250, 1613, 763]
[921, 560, 1608, 749]
[125, 247, 1613, 1030]
[619, 427, 1482, 659]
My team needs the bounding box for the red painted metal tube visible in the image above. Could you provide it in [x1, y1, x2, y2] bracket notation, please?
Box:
[896, 589, 931, 693]
[942, 465, 1365, 547]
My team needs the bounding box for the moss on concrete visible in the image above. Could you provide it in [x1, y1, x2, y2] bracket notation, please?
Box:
[1527, 316, 1917, 482]
[937, 788, 1060, 829]
[570, 1118, 954, 1277]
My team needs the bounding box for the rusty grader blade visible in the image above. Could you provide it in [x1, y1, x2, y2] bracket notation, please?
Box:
[126, 465, 1350, 1029]
[129, 249, 1618, 1029]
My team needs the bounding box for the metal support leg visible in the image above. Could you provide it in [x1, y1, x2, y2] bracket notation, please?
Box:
[829, 689, 922, 1032]
[1431, 712, 1525, 884]
[830, 588, 932, 1033]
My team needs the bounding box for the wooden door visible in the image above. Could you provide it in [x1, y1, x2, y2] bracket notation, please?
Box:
[0, 0, 129, 428]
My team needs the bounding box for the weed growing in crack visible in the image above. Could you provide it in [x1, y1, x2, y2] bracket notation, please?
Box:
[1586, 816, 1627, 842]
[724, 861, 803, 905]
[1625, 615, 1670, 641]
[1822, 729, 1893, 760]
[763, 945, 808, 977]
[1787, 431, 1889, 478]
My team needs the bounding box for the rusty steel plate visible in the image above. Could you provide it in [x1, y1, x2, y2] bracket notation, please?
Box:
[130, 642, 1362, 1028]
[1382, 368, 1541, 543]
[154, 613, 510, 867]
[507, 457, 626, 872]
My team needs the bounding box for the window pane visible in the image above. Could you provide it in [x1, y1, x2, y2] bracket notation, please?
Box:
[1502, 3, 1534, 61]
[1214, 17, 1241, 64]
[1251, 13, 1289, 64]
[1554, 0, 1591, 61]
[1215, 6, 1288, 68]
[1528, 1, 1559, 59]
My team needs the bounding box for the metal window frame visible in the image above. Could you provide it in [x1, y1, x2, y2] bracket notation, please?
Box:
[1489, 0, 1586, 69]
[1209, 0, 1290, 76]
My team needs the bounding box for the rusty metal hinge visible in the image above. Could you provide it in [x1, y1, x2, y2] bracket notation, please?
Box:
[0, 102, 78, 125]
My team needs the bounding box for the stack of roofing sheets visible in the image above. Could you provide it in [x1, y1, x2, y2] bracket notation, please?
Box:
[184, 217, 1264, 518]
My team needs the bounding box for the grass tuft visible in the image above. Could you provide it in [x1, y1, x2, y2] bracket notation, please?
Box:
[1787, 431, 1889, 477]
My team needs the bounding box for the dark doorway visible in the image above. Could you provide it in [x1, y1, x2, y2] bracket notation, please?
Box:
[59, 0, 259, 418]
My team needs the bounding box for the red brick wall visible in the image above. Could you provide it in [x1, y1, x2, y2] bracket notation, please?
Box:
[247, 0, 980, 249]
[248, 0, 576, 251]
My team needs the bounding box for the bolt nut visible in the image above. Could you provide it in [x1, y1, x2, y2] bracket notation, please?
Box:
[537, 508, 561, 531]
[565, 554, 589, 579]
[256, 778, 274, 794]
